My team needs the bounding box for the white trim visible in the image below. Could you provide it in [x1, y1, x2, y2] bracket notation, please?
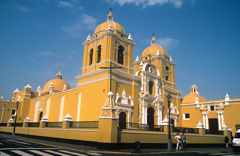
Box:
[32, 88, 77, 100]
[76, 68, 140, 82]
[59, 96, 65, 122]
[136, 55, 176, 66]
[99, 116, 118, 119]
[84, 31, 135, 47]
[78, 76, 108, 86]
[77, 92, 82, 121]
[181, 100, 240, 106]
[77, 76, 140, 87]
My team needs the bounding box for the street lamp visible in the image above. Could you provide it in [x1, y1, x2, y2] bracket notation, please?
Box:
[167, 94, 172, 152]
[12, 100, 20, 137]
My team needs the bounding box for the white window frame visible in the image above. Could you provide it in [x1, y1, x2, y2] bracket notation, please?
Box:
[11, 109, 16, 116]
[209, 105, 215, 111]
[183, 113, 190, 120]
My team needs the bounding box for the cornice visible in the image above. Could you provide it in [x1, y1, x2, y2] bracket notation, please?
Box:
[83, 31, 135, 46]
[163, 86, 182, 95]
[77, 76, 140, 87]
[180, 99, 240, 106]
[76, 68, 140, 82]
[135, 55, 175, 66]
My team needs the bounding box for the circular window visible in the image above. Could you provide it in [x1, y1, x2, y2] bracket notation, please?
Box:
[149, 67, 154, 73]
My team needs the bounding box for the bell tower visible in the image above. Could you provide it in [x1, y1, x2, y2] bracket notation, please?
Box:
[76, 11, 140, 123]
[81, 10, 135, 75]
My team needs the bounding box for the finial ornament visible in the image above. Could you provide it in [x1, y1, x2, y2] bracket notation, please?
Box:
[107, 8, 113, 21]
[128, 33, 133, 40]
[151, 34, 156, 45]
[56, 72, 62, 79]
[135, 56, 140, 63]
[107, 24, 113, 31]
[36, 86, 41, 92]
[13, 88, 19, 93]
[87, 34, 91, 41]
[24, 84, 32, 90]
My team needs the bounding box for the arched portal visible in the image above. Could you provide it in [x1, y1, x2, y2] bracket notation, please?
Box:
[119, 112, 126, 129]
[39, 112, 43, 122]
[147, 107, 154, 130]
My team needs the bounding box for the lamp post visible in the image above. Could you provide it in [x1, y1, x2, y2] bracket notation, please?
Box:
[167, 94, 172, 152]
[12, 100, 20, 137]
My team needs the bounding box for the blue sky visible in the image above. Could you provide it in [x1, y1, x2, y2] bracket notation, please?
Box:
[0, 0, 240, 101]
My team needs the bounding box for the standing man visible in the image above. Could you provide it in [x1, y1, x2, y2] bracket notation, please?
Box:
[181, 132, 187, 150]
[224, 136, 229, 148]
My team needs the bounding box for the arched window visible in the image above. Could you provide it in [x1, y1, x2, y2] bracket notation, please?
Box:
[89, 49, 93, 65]
[97, 45, 101, 63]
[149, 81, 154, 95]
[118, 46, 124, 65]
[166, 67, 169, 81]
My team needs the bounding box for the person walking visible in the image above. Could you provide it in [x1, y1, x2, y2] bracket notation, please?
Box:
[224, 136, 229, 148]
[181, 132, 187, 151]
[175, 133, 181, 151]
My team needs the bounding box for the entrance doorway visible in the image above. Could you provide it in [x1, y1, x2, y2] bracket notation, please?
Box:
[119, 112, 126, 129]
[209, 118, 219, 134]
[39, 112, 43, 122]
[147, 107, 154, 130]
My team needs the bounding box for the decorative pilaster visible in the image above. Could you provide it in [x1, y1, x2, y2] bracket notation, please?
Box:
[62, 113, 73, 129]
[98, 91, 119, 143]
[205, 113, 209, 129]
[157, 105, 163, 125]
[202, 112, 206, 128]
[8, 118, 14, 127]
[217, 111, 222, 130]
[23, 115, 30, 127]
[221, 113, 225, 128]
[40, 115, 48, 128]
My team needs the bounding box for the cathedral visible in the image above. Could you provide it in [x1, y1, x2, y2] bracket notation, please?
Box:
[0, 11, 240, 140]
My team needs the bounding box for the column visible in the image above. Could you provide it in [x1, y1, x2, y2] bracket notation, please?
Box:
[157, 105, 162, 125]
[46, 98, 51, 118]
[221, 112, 224, 126]
[144, 105, 147, 124]
[127, 110, 131, 128]
[77, 92, 82, 121]
[142, 104, 145, 124]
[202, 113, 206, 128]
[217, 112, 222, 130]
[206, 113, 209, 129]
[59, 96, 65, 121]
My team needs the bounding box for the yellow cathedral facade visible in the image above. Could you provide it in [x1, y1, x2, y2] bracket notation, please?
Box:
[0, 11, 240, 140]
